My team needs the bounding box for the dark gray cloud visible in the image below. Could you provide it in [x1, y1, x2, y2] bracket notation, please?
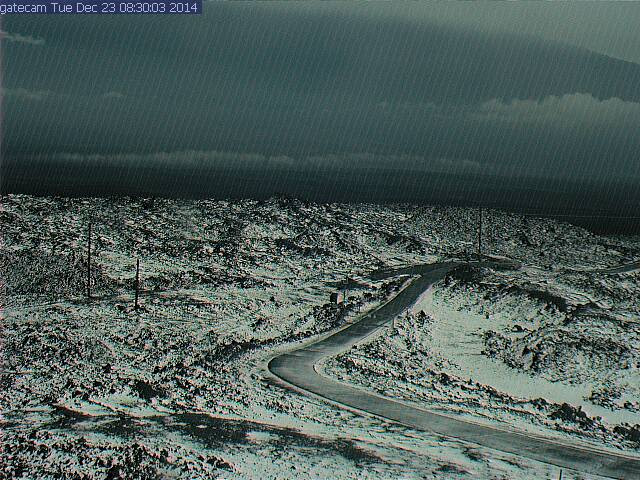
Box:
[2, 2, 640, 196]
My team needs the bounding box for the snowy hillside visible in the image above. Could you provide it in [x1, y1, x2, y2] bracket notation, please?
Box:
[2, 194, 639, 479]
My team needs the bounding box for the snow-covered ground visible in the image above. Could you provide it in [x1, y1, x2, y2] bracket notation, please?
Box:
[1, 194, 638, 479]
[325, 255, 640, 455]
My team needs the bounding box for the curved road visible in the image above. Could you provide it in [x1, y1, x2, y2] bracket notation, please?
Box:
[595, 261, 640, 275]
[268, 260, 640, 479]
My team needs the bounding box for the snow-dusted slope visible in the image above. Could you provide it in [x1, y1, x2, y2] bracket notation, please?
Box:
[271, 260, 640, 478]
[326, 260, 640, 455]
[2, 194, 639, 479]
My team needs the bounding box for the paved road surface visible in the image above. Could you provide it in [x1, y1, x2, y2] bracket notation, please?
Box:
[595, 261, 640, 275]
[268, 260, 640, 479]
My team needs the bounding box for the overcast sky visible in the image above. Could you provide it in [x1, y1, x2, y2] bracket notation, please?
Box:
[3, 2, 640, 194]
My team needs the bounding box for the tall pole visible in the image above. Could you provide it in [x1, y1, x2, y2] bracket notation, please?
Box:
[87, 222, 92, 298]
[345, 277, 349, 303]
[477, 207, 483, 256]
[134, 259, 140, 310]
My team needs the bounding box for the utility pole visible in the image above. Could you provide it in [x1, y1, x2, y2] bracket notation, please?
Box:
[345, 277, 349, 303]
[134, 259, 140, 310]
[477, 207, 483, 256]
[87, 222, 92, 298]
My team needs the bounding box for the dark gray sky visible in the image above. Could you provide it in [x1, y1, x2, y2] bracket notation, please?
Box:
[2, 2, 640, 197]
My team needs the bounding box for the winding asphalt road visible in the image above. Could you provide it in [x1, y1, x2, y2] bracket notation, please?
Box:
[268, 260, 640, 479]
[595, 261, 640, 275]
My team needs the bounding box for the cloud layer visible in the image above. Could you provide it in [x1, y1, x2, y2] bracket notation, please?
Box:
[3, 3, 640, 195]
[1, 30, 44, 45]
